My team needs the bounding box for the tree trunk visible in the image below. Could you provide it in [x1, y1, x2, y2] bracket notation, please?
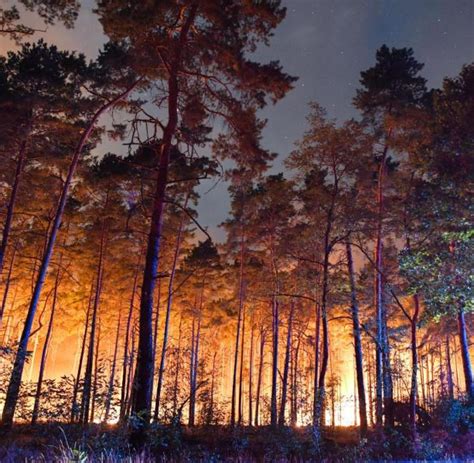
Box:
[270, 296, 279, 427]
[231, 232, 245, 426]
[0, 138, 27, 275]
[409, 295, 420, 439]
[312, 303, 321, 422]
[188, 312, 201, 427]
[0, 244, 17, 326]
[71, 282, 94, 423]
[315, 222, 332, 428]
[131, 6, 197, 430]
[248, 317, 254, 426]
[458, 306, 473, 399]
[154, 195, 188, 421]
[104, 310, 122, 422]
[1, 83, 137, 427]
[31, 260, 61, 424]
[91, 322, 101, 423]
[279, 301, 294, 426]
[346, 242, 368, 435]
[446, 335, 454, 399]
[291, 333, 301, 426]
[255, 327, 265, 426]
[238, 304, 246, 425]
[81, 222, 107, 425]
[120, 259, 140, 421]
[172, 315, 183, 418]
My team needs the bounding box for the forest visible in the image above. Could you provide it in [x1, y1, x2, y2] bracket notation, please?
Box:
[0, 1, 473, 461]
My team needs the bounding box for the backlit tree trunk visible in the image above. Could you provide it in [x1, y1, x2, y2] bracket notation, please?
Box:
[131, 5, 197, 428]
[458, 306, 473, 399]
[0, 244, 17, 326]
[279, 301, 294, 426]
[409, 294, 420, 438]
[71, 282, 93, 423]
[154, 195, 189, 421]
[0, 137, 28, 275]
[255, 327, 265, 426]
[346, 242, 368, 435]
[231, 232, 245, 426]
[120, 260, 140, 421]
[104, 310, 122, 422]
[31, 259, 61, 424]
[81, 222, 108, 424]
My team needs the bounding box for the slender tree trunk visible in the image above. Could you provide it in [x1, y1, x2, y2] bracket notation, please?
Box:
[172, 315, 183, 418]
[255, 327, 265, 426]
[0, 244, 17, 326]
[104, 310, 122, 422]
[91, 322, 101, 423]
[315, 225, 332, 428]
[374, 149, 388, 428]
[446, 335, 454, 399]
[31, 260, 61, 424]
[458, 306, 473, 399]
[81, 222, 108, 425]
[382, 310, 394, 427]
[1, 84, 137, 427]
[420, 352, 427, 408]
[248, 318, 254, 426]
[312, 303, 321, 422]
[125, 327, 136, 417]
[151, 279, 161, 384]
[409, 294, 420, 438]
[120, 259, 140, 421]
[209, 351, 217, 424]
[346, 242, 368, 435]
[367, 342, 374, 426]
[279, 301, 294, 426]
[132, 7, 197, 429]
[71, 283, 93, 422]
[291, 334, 301, 426]
[154, 195, 189, 421]
[188, 312, 201, 427]
[0, 138, 28, 275]
[271, 296, 279, 427]
[231, 232, 245, 426]
[238, 304, 246, 425]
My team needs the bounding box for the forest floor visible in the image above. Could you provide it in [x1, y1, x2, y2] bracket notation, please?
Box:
[0, 423, 471, 462]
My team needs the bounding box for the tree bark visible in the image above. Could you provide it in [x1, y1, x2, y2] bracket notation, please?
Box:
[131, 5, 197, 429]
[270, 296, 279, 427]
[81, 221, 107, 424]
[120, 258, 140, 421]
[71, 282, 94, 423]
[154, 194, 189, 421]
[238, 304, 246, 425]
[248, 317, 254, 426]
[0, 244, 17, 326]
[255, 327, 265, 426]
[231, 232, 245, 426]
[279, 301, 294, 426]
[104, 310, 122, 422]
[346, 242, 368, 435]
[446, 335, 454, 399]
[0, 138, 28, 275]
[409, 294, 420, 438]
[31, 259, 61, 424]
[458, 306, 473, 399]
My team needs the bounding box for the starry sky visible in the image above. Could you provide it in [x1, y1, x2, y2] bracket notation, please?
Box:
[3, 0, 474, 240]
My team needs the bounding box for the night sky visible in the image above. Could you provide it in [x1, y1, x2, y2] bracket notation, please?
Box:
[3, 0, 474, 240]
